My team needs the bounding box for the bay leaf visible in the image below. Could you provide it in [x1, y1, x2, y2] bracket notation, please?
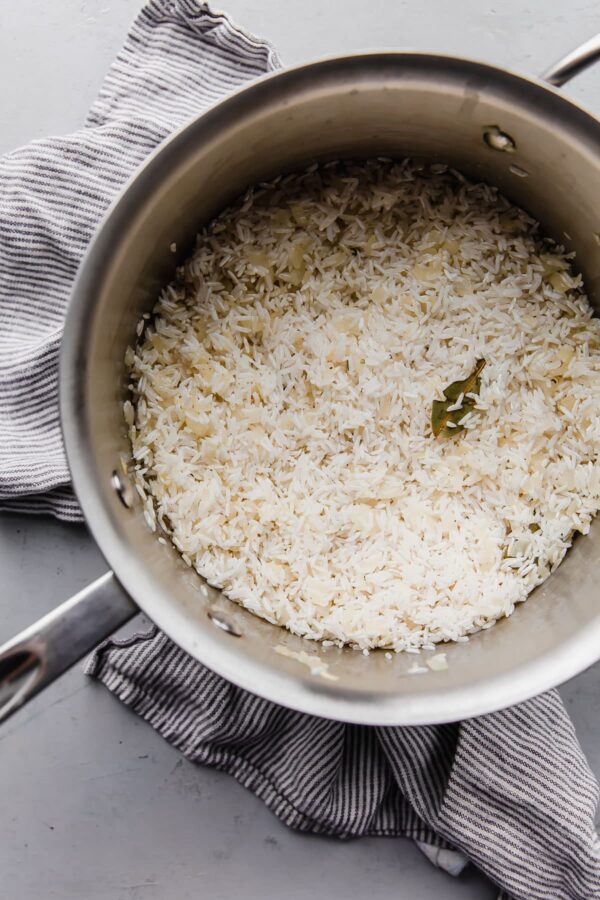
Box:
[431, 359, 486, 439]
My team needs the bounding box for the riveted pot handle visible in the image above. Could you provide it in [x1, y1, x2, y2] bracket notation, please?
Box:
[0, 572, 137, 725]
[543, 33, 600, 86]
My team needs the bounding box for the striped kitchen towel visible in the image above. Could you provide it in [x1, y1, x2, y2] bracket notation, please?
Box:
[1, 3, 599, 898]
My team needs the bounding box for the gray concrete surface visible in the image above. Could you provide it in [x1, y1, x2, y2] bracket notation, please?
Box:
[1, 1, 600, 898]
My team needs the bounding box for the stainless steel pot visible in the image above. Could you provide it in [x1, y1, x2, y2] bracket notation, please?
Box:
[3, 37, 600, 727]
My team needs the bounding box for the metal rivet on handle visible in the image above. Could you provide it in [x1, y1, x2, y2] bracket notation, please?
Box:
[483, 125, 516, 153]
[207, 610, 242, 637]
[111, 470, 134, 509]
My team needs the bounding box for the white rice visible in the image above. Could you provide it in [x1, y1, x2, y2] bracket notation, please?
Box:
[126, 159, 600, 652]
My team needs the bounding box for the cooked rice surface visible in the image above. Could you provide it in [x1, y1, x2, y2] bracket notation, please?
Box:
[126, 160, 600, 651]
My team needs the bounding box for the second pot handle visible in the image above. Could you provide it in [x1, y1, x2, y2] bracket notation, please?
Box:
[543, 33, 600, 87]
[0, 571, 137, 725]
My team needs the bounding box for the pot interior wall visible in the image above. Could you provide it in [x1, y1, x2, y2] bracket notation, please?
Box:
[64, 55, 600, 723]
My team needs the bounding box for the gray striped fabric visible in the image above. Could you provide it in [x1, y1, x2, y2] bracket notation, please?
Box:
[86, 628, 600, 900]
[2, 2, 600, 897]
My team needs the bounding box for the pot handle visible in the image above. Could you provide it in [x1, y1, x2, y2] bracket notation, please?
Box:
[543, 33, 600, 86]
[0, 571, 137, 725]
